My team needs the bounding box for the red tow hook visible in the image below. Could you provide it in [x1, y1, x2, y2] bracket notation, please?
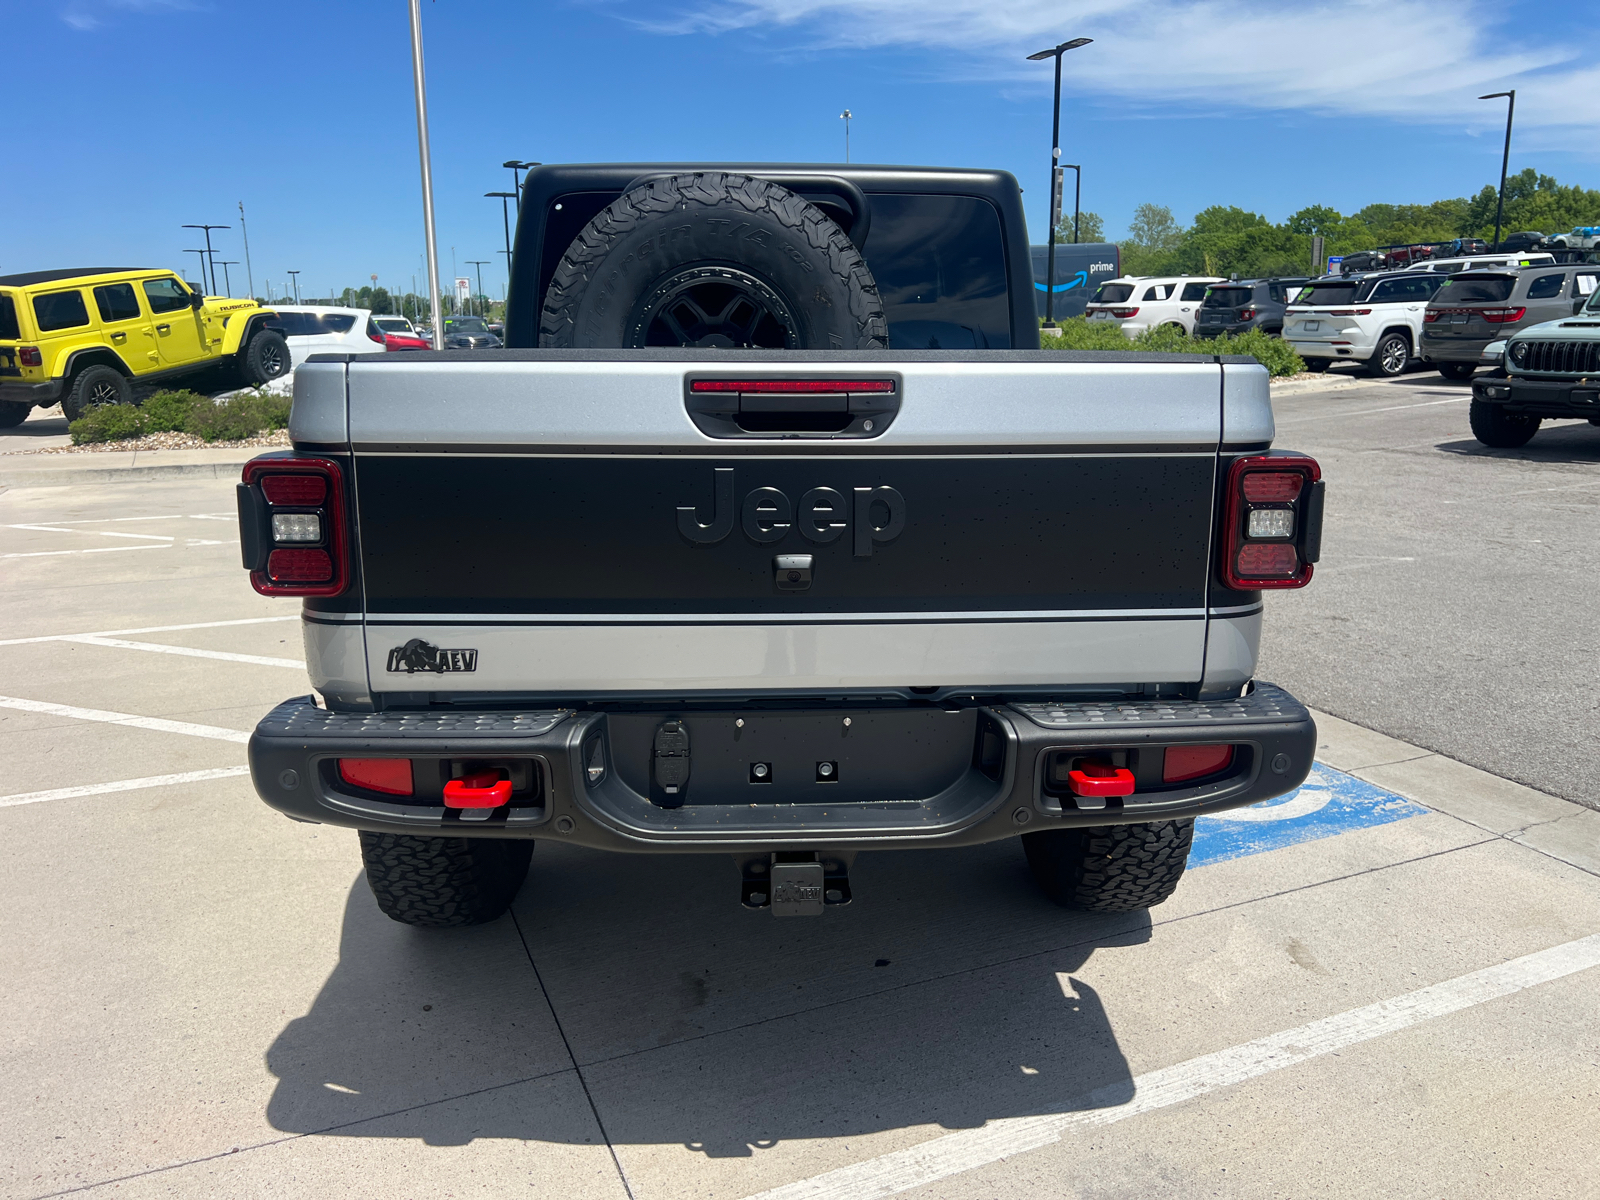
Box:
[1067, 761, 1136, 798]
[443, 770, 513, 811]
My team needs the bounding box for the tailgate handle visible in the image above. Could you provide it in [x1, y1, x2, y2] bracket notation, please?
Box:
[685, 378, 900, 439]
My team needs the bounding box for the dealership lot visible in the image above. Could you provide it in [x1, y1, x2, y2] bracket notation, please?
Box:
[3, 390, 1598, 1200]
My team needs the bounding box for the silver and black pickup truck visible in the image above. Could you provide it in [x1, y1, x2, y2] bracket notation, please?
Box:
[239, 165, 1325, 926]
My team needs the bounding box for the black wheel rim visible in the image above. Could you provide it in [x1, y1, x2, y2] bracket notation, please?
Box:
[89, 379, 120, 405]
[626, 266, 799, 349]
[260, 343, 284, 375]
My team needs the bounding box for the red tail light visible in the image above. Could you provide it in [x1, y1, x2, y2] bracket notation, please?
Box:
[19, 346, 42, 367]
[1483, 307, 1526, 323]
[240, 457, 348, 597]
[1328, 309, 1372, 316]
[1423, 311, 1442, 323]
[1238, 309, 1257, 320]
[1108, 307, 1140, 318]
[1163, 744, 1235, 783]
[1222, 454, 1322, 590]
[339, 758, 414, 795]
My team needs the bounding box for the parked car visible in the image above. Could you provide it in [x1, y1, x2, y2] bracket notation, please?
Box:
[1431, 238, 1489, 258]
[1421, 264, 1600, 379]
[1469, 283, 1600, 446]
[1194, 277, 1308, 337]
[371, 314, 429, 351]
[1545, 227, 1600, 251]
[441, 315, 502, 349]
[1408, 251, 1556, 274]
[237, 161, 1324, 929]
[0, 267, 287, 424]
[1283, 270, 1447, 376]
[1494, 232, 1549, 253]
[1334, 249, 1389, 273]
[270, 306, 388, 362]
[1084, 275, 1221, 336]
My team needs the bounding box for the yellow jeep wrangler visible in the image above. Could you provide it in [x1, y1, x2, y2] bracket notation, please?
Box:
[0, 268, 290, 426]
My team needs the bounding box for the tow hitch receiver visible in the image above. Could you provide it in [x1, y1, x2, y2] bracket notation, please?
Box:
[741, 852, 853, 916]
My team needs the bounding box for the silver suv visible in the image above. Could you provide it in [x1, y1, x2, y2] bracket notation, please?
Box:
[1422, 265, 1600, 380]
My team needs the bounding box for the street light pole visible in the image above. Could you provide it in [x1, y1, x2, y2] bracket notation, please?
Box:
[839, 109, 852, 162]
[1027, 37, 1091, 331]
[181, 223, 228, 295]
[1062, 164, 1082, 242]
[287, 270, 301, 304]
[237, 202, 256, 300]
[1479, 90, 1516, 250]
[410, 0, 445, 348]
[486, 192, 517, 294]
[183, 249, 208, 290]
[466, 261, 491, 317]
[215, 261, 239, 297]
[503, 161, 540, 214]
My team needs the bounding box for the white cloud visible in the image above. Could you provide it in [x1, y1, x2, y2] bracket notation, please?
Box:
[628, 0, 1597, 143]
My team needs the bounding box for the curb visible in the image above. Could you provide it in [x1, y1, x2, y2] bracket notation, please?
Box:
[0, 459, 251, 487]
[1269, 374, 1371, 397]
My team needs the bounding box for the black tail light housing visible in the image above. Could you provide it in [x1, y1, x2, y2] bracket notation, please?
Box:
[238, 457, 349, 597]
[1221, 454, 1324, 590]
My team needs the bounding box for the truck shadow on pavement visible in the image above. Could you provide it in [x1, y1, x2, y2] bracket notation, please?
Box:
[1438, 420, 1600, 463]
[263, 840, 1146, 1155]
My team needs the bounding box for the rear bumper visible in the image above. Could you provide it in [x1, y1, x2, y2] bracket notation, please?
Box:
[0, 379, 62, 405]
[1286, 338, 1372, 359]
[248, 684, 1317, 852]
[1420, 334, 1490, 362]
[1472, 375, 1600, 417]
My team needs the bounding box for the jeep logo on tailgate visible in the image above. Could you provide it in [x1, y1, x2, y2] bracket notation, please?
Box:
[387, 638, 478, 674]
[677, 468, 904, 556]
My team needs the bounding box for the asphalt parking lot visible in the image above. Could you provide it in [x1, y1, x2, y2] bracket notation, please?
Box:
[3, 400, 1599, 1200]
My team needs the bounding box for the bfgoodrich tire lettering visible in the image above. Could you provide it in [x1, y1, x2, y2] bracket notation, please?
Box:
[1022, 819, 1194, 912]
[539, 171, 888, 350]
[62, 363, 131, 421]
[1469, 398, 1540, 448]
[358, 831, 533, 927]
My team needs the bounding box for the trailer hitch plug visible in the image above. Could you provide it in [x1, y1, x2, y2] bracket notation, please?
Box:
[653, 720, 690, 802]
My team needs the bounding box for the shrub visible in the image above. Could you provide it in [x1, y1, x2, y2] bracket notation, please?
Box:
[1040, 316, 1306, 377]
[184, 390, 291, 441]
[140, 389, 207, 432]
[68, 404, 145, 444]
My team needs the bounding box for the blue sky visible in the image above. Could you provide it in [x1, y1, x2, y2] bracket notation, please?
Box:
[6, 0, 1596, 299]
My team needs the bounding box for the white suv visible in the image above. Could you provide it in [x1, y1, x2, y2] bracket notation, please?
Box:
[269, 306, 388, 363]
[1408, 251, 1556, 275]
[1283, 272, 1446, 376]
[1085, 275, 1222, 336]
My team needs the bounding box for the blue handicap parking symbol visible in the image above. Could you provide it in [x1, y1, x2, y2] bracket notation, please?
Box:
[1190, 764, 1429, 869]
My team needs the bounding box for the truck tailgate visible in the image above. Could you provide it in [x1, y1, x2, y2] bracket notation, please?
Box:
[324, 352, 1251, 699]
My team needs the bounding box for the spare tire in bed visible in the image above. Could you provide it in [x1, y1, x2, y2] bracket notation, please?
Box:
[538, 171, 888, 350]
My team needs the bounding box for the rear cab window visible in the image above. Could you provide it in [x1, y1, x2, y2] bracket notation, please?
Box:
[1524, 273, 1566, 300]
[322, 314, 356, 333]
[1293, 282, 1360, 307]
[0, 291, 20, 340]
[861, 194, 1010, 349]
[1433, 275, 1515, 305]
[33, 289, 91, 332]
[1091, 283, 1134, 304]
[1204, 287, 1252, 308]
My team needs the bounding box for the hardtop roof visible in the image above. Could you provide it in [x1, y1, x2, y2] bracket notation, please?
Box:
[0, 268, 159, 287]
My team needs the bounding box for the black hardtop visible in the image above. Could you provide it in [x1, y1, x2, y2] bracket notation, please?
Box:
[505, 162, 1034, 351]
[0, 268, 151, 287]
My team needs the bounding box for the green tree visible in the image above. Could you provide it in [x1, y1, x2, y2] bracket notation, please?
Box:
[1054, 210, 1105, 243]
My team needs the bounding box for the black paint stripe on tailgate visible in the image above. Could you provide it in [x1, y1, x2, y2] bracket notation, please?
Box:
[354, 454, 1213, 616]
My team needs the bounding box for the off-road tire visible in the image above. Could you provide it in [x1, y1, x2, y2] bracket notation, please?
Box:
[1303, 358, 1330, 373]
[61, 364, 131, 422]
[0, 401, 30, 428]
[1367, 331, 1411, 377]
[1022, 819, 1195, 912]
[1469, 399, 1540, 448]
[358, 832, 533, 928]
[240, 329, 291, 385]
[539, 171, 888, 350]
[1438, 361, 1476, 381]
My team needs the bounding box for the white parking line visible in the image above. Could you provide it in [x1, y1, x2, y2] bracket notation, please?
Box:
[0, 696, 250, 744]
[6, 523, 176, 541]
[0, 766, 251, 810]
[0, 615, 300, 649]
[746, 932, 1600, 1200]
[1, 544, 166, 560]
[59, 635, 305, 669]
